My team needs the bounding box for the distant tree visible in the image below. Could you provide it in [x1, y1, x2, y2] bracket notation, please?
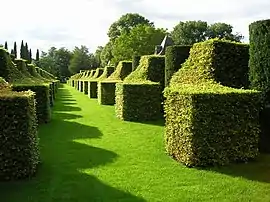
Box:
[69, 45, 95, 74]
[13, 42, 17, 58]
[207, 22, 243, 42]
[36, 49, 40, 61]
[171, 20, 244, 45]
[94, 46, 103, 67]
[29, 49, 32, 63]
[11, 49, 14, 55]
[25, 42, 29, 60]
[4, 41, 8, 50]
[100, 41, 114, 67]
[55, 48, 73, 77]
[112, 24, 166, 64]
[108, 13, 154, 42]
[20, 40, 24, 59]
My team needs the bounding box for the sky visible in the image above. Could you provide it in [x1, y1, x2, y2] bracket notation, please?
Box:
[2, 0, 270, 55]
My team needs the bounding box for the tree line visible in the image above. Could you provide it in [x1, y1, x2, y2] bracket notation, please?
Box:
[2, 13, 244, 78]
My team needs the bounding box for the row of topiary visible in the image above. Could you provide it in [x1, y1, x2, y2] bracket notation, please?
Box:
[0, 48, 59, 181]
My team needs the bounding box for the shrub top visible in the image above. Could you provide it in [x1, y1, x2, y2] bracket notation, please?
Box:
[169, 39, 249, 89]
[124, 55, 165, 85]
[103, 61, 132, 82]
[90, 68, 104, 80]
[97, 66, 115, 81]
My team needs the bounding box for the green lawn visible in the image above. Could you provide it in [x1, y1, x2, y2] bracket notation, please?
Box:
[1, 84, 270, 202]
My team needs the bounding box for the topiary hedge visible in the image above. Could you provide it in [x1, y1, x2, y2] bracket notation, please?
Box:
[88, 68, 104, 98]
[165, 45, 191, 87]
[115, 55, 165, 121]
[132, 55, 141, 71]
[249, 19, 270, 103]
[115, 82, 163, 121]
[125, 55, 165, 88]
[164, 85, 261, 167]
[165, 39, 261, 167]
[12, 84, 51, 124]
[0, 90, 40, 181]
[98, 61, 132, 105]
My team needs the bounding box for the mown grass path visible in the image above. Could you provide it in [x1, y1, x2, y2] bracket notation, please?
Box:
[1, 84, 270, 202]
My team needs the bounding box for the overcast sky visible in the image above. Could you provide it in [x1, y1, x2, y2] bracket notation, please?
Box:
[2, 0, 270, 54]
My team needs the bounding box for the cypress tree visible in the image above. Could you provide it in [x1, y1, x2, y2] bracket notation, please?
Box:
[4, 41, 8, 50]
[29, 49, 32, 63]
[36, 49, 40, 61]
[14, 42, 17, 58]
[20, 40, 24, 59]
[25, 42, 29, 60]
[11, 49, 14, 55]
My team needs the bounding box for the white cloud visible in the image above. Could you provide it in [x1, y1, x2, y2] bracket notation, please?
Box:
[2, 0, 270, 54]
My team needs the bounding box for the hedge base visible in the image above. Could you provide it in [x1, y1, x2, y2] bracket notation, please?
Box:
[0, 91, 39, 181]
[98, 81, 116, 105]
[115, 83, 163, 121]
[164, 89, 261, 167]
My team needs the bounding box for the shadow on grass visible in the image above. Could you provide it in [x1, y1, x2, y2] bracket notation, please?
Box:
[197, 154, 270, 184]
[0, 87, 145, 202]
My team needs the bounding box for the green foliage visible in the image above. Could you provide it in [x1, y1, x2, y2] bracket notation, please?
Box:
[171, 21, 243, 45]
[125, 55, 165, 87]
[100, 41, 113, 68]
[249, 19, 270, 102]
[14, 42, 17, 59]
[115, 83, 163, 121]
[89, 81, 98, 98]
[4, 41, 8, 50]
[69, 46, 96, 74]
[36, 49, 40, 61]
[97, 66, 115, 81]
[106, 61, 132, 82]
[112, 24, 166, 64]
[0, 90, 39, 181]
[91, 68, 104, 79]
[12, 84, 51, 124]
[132, 55, 141, 71]
[165, 45, 191, 86]
[164, 85, 261, 167]
[94, 46, 103, 67]
[108, 13, 154, 42]
[170, 39, 250, 89]
[165, 39, 261, 167]
[98, 61, 132, 105]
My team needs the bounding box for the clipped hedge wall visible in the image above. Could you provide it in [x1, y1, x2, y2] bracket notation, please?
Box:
[125, 55, 165, 88]
[115, 82, 163, 121]
[98, 61, 132, 105]
[12, 84, 51, 124]
[165, 45, 191, 87]
[132, 55, 141, 71]
[164, 85, 262, 167]
[0, 90, 39, 181]
[249, 19, 270, 103]
[165, 39, 261, 167]
[88, 68, 104, 98]
[170, 40, 250, 89]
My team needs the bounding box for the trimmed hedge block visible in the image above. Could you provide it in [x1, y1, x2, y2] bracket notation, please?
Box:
[98, 61, 133, 105]
[165, 45, 191, 87]
[249, 19, 270, 102]
[125, 55, 165, 88]
[84, 81, 88, 94]
[0, 90, 40, 181]
[98, 81, 116, 105]
[115, 82, 163, 121]
[170, 40, 250, 89]
[88, 81, 98, 98]
[132, 55, 141, 71]
[12, 84, 51, 124]
[164, 86, 262, 167]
